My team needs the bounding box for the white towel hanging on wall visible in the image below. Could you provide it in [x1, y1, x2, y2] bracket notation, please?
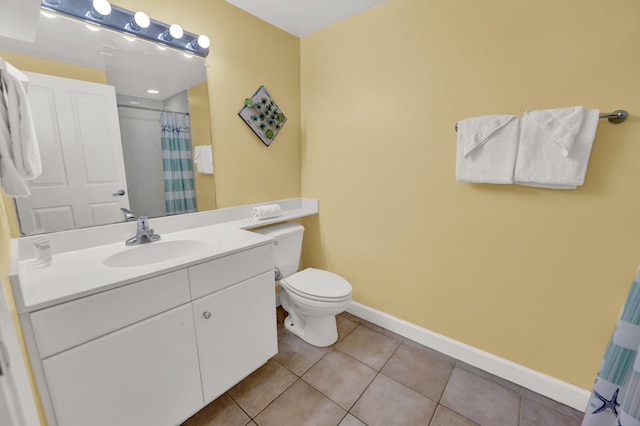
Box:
[0, 59, 42, 197]
[193, 144, 214, 174]
[0, 58, 28, 92]
[455, 114, 520, 184]
[514, 106, 599, 189]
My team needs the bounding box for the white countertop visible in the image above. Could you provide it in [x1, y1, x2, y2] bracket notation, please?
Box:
[16, 226, 270, 313]
[10, 198, 319, 313]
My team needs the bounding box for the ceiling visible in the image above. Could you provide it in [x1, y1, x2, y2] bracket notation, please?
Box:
[0, 0, 40, 43]
[225, 0, 389, 38]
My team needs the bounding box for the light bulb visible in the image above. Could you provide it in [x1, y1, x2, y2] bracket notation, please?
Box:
[197, 35, 210, 49]
[133, 12, 150, 29]
[169, 24, 183, 39]
[92, 0, 111, 17]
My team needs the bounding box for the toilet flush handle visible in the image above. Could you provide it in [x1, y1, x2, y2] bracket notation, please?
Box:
[274, 267, 283, 281]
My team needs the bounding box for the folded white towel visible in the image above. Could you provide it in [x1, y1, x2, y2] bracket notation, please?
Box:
[251, 204, 282, 220]
[0, 67, 42, 197]
[514, 107, 599, 189]
[456, 114, 520, 184]
[193, 145, 214, 175]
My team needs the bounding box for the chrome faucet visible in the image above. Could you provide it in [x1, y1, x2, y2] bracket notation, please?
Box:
[125, 216, 161, 246]
[120, 208, 136, 222]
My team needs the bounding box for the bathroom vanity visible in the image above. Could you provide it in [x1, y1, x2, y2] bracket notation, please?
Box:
[9, 198, 319, 426]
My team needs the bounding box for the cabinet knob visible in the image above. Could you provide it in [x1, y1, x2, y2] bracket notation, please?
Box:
[203, 311, 212, 319]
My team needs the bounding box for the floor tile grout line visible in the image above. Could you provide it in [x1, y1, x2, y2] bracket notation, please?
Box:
[346, 370, 382, 425]
[299, 347, 379, 413]
[518, 394, 524, 426]
[377, 337, 404, 372]
[436, 360, 457, 405]
[246, 376, 303, 422]
[223, 391, 254, 422]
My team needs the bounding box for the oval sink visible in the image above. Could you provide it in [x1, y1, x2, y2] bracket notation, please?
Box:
[103, 240, 207, 268]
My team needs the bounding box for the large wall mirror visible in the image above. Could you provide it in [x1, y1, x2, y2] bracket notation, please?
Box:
[0, 8, 216, 236]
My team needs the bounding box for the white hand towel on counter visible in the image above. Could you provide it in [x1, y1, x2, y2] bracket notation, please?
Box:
[456, 114, 520, 184]
[514, 107, 599, 189]
[193, 145, 214, 174]
[0, 66, 42, 197]
[251, 204, 282, 220]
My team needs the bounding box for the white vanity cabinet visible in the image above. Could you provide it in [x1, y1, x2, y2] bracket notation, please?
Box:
[23, 243, 277, 426]
[188, 244, 276, 404]
[41, 304, 203, 426]
[193, 271, 277, 403]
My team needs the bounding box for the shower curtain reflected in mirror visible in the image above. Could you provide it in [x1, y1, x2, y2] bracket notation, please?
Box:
[161, 111, 197, 215]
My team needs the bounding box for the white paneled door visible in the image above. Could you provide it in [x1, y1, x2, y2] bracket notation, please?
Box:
[15, 72, 129, 235]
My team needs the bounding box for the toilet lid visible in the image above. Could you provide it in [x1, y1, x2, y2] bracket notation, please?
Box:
[283, 268, 352, 300]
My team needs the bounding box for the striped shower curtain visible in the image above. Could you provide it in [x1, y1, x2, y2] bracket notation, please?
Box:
[160, 111, 197, 215]
[583, 270, 640, 426]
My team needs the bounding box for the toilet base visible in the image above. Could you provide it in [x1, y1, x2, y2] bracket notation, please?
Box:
[284, 312, 338, 347]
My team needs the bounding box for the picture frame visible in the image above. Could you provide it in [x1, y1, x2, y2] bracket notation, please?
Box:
[238, 85, 287, 147]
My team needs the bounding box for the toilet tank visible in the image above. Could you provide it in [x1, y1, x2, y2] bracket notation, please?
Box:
[254, 222, 304, 278]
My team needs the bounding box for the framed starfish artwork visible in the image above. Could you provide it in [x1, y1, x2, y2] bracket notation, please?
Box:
[238, 85, 287, 147]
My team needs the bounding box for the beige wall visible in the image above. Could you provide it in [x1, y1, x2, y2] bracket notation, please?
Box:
[300, 0, 640, 389]
[0, 50, 107, 83]
[189, 80, 217, 211]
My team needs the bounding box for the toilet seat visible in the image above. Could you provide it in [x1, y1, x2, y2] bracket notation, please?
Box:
[282, 268, 352, 302]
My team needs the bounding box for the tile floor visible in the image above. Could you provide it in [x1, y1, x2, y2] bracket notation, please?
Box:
[182, 308, 584, 426]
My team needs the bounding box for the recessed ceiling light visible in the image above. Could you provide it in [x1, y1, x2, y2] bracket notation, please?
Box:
[129, 101, 140, 105]
[156, 45, 167, 51]
[183, 53, 193, 59]
[86, 24, 100, 32]
[40, 11, 56, 19]
[147, 89, 159, 94]
[123, 35, 136, 42]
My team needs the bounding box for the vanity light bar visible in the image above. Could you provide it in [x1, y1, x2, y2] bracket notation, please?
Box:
[40, 0, 210, 58]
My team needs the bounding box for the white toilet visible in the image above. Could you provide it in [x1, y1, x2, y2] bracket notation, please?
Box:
[255, 222, 352, 347]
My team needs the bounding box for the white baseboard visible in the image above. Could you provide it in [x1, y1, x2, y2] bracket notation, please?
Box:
[347, 301, 590, 412]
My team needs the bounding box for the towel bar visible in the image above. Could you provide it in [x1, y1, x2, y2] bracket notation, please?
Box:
[454, 109, 628, 131]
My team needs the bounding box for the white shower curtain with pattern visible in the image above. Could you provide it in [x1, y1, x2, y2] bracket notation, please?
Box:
[582, 270, 640, 426]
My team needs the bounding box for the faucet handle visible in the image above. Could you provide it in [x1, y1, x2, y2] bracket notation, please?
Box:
[137, 216, 149, 229]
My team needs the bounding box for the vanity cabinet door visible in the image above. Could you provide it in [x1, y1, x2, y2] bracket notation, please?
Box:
[193, 271, 277, 404]
[42, 304, 203, 426]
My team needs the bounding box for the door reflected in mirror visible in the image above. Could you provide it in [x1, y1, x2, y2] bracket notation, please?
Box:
[0, 10, 216, 236]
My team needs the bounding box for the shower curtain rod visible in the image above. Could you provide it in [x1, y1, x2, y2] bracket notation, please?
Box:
[454, 109, 628, 131]
[117, 104, 190, 115]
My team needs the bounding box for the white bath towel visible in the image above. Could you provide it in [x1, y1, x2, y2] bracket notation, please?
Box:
[456, 114, 520, 184]
[514, 107, 599, 189]
[0, 66, 41, 197]
[193, 144, 214, 174]
[251, 204, 282, 220]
